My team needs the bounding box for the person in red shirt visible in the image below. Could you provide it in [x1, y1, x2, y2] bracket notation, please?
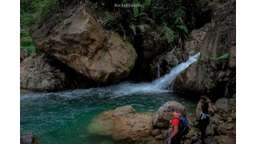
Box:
[166, 111, 182, 144]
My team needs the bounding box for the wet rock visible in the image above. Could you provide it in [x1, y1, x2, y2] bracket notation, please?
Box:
[32, 3, 137, 84]
[112, 105, 136, 116]
[88, 105, 153, 142]
[112, 113, 152, 141]
[87, 105, 136, 136]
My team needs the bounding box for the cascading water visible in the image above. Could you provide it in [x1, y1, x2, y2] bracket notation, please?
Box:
[151, 52, 201, 89]
[156, 63, 161, 78]
[21, 52, 200, 99]
[112, 52, 201, 95]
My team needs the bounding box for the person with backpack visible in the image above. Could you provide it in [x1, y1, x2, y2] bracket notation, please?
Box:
[196, 96, 215, 144]
[166, 111, 189, 144]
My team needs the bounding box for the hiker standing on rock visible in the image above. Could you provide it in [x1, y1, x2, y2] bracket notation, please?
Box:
[166, 111, 189, 144]
[196, 96, 215, 144]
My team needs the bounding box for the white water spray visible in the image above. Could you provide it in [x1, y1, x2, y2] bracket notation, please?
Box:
[151, 52, 200, 89]
[156, 63, 161, 78]
[113, 52, 201, 95]
[21, 53, 201, 100]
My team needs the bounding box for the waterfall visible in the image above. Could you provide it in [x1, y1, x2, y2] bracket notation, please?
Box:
[151, 52, 200, 89]
[21, 53, 201, 99]
[113, 52, 201, 95]
[156, 63, 161, 78]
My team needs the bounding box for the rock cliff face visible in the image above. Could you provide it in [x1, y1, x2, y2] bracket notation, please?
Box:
[172, 1, 236, 97]
[32, 4, 137, 84]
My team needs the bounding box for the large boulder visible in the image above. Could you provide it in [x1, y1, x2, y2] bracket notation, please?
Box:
[153, 101, 186, 128]
[32, 4, 137, 84]
[20, 53, 88, 91]
[88, 105, 153, 142]
[20, 54, 68, 91]
[174, 0, 236, 97]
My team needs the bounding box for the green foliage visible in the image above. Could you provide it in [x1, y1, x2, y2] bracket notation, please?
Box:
[21, 0, 58, 27]
[132, 0, 140, 17]
[140, 0, 152, 14]
[122, 0, 188, 47]
[213, 53, 230, 61]
[132, 0, 151, 18]
[21, 0, 59, 55]
[102, 12, 115, 27]
[20, 0, 196, 54]
[94, 0, 190, 47]
[37, 0, 59, 24]
[161, 25, 176, 44]
[152, 0, 188, 41]
[20, 30, 37, 54]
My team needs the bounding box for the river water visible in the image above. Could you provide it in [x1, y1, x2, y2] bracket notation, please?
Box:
[21, 90, 196, 144]
[21, 53, 200, 144]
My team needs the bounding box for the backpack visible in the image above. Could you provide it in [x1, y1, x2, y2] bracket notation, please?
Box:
[179, 116, 190, 136]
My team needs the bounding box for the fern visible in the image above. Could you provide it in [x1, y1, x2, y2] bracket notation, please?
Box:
[161, 25, 176, 44]
[102, 12, 115, 26]
[176, 25, 188, 34]
[133, 0, 140, 17]
[213, 53, 230, 61]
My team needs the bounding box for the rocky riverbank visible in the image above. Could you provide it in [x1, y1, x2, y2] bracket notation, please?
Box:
[88, 97, 235, 144]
